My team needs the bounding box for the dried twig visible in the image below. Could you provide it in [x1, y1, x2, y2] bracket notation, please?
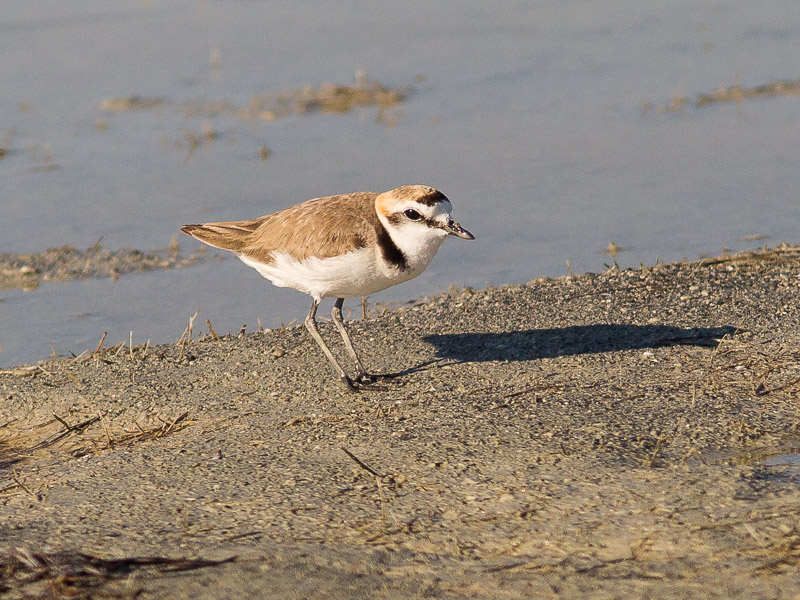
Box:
[177, 307, 201, 360]
[99, 412, 114, 448]
[0, 548, 237, 595]
[645, 436, 665, 468]
[93, 331, 107, 354]
[11, 470, 36, 498]
[376, 476, 388, 525]
[342, 447, 384, 478]
[681, 447, 706, 465]
[755, 375, 800, 397]
[163, 412, 189, 436]
[61, 368, 84, 388]
[28, 415, 101, 452]
[52, 413, 73, 432]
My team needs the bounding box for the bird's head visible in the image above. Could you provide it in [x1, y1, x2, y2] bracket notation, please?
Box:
[376, 185, 474, 255]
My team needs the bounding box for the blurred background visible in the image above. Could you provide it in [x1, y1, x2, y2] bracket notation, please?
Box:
[2, 0, 800, 366]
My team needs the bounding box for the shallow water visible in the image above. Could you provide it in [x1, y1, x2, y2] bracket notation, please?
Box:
[2, 1, 800, 366]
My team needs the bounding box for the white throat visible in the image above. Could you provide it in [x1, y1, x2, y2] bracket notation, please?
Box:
[378, 214, 449, 276]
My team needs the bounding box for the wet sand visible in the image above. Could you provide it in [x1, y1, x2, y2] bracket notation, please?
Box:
[2, 247, 800, 599]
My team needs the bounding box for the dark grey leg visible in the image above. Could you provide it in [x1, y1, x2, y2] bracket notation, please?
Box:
[304, 298, 358, 392]
[330, 297, 374, 384]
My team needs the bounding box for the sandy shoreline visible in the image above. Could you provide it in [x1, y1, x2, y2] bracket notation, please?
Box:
[2, 246, 800, 599]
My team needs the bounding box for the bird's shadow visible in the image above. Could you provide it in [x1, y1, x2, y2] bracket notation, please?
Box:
[423, 323, 738, 363]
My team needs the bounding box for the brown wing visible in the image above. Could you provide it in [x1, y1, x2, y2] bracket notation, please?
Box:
[243, 192, 380, 263]
[180, 217, 267, 252]
[181, 192, 380, 263]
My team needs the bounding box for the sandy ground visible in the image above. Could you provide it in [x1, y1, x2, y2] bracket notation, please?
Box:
[2, 246, 800, 599]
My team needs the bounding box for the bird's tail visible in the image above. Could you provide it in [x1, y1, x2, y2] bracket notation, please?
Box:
[180, 220, 261, 252]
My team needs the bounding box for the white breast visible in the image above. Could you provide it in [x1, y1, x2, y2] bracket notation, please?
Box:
[238, 245, 438, 301]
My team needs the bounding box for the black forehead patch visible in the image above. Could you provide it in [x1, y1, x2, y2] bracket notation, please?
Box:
[414, 189, 449, 207]
[394, 186, 450, 207]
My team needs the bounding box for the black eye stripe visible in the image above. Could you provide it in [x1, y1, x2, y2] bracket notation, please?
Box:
[386, 210, 442, 229]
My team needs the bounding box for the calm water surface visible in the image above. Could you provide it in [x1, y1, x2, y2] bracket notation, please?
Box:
[2, 1, 800, 366]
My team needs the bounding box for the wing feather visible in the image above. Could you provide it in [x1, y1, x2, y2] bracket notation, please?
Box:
[181, 192, 380, 263]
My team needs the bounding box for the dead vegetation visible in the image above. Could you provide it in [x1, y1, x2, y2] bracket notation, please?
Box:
[97, 75, 408, 162]
[99, 97, 169, 112]
[100, 76, 408, 125]
[0, 548, 234, 600]
[694, 242, 800, 268]
[231, 79, 407, 122]
[0, 408, 193, 481]
[643, 74, 800, 115]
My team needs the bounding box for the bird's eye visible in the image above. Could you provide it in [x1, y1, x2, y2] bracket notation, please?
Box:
[404, 209, 422, 221]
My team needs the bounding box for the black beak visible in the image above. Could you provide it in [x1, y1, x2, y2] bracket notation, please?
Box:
[442, 218, 475, 240]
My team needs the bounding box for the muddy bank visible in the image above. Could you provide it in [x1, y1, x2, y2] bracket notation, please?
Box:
[99, 77, 408, 121]
[0, 238, 214, 291]
[643, 74, 800, 114]
[2, 246, 800, 598]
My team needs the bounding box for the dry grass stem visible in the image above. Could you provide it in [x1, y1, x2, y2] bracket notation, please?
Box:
[93, 332, 107, 354]
[177, 307, 201, 360]
[0, 548, 236, 598]
[206, 319, 219, 341]
[99, 412, 115, 449]
[60, 368, 84, 388]
[52, 413, 73, 432]
[11, 470, 35, 498]
[645, 436, 665, 468]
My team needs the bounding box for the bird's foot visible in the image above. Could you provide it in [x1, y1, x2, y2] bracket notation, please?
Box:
[355, 372, 401, 385]
[354, 373, 376, 385]
[341, 374, 361, 393]
[341, 372, 402, 392]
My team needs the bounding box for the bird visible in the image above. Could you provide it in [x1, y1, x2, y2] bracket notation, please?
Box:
[181, 185, 474, 391]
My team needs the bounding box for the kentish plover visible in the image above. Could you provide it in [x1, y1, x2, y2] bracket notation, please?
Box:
[181, 185, 473, 390]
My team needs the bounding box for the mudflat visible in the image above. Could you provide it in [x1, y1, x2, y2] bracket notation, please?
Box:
[2, 247, 800, 599]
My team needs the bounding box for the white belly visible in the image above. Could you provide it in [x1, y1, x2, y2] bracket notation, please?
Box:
[238, 247, 430, 301]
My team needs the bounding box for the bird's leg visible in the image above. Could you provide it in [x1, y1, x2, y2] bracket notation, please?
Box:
[304, 298, 358, 392]
[331, 297, 375, 385]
